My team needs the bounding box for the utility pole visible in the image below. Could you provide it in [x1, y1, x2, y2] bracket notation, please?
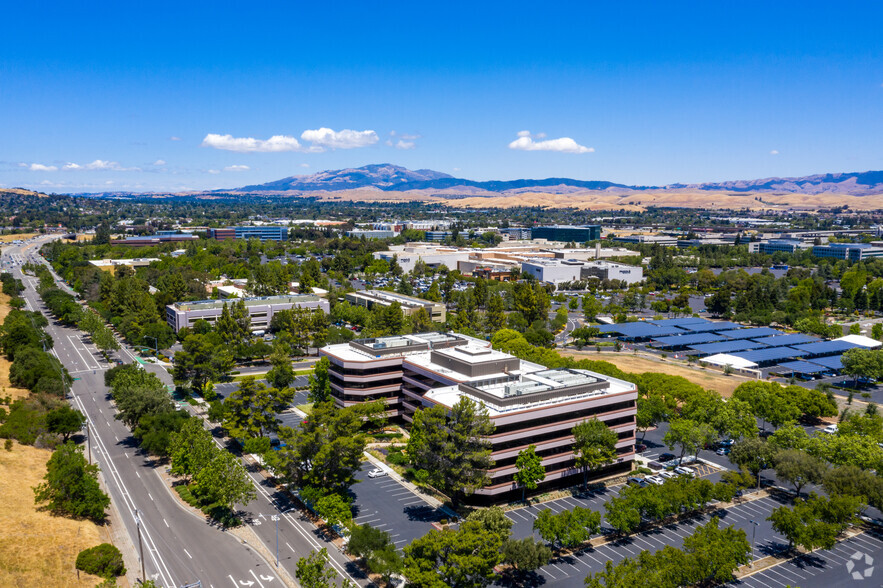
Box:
[135, 508, 145, 582]
[271, 514, 280, 566]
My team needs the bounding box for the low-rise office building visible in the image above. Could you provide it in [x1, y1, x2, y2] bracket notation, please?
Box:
[88, 258, 159, 274]
[612, 234, 678, 246]
[813, 242, 883, 261]
[521, 259, 586, 283]
[320, 333, 637, 503]
[165, 294, 328, 332]
[580, 260, 644, 284]
[111, 233, 198, 247]
[748, 239, 807, 255]
[532, 225, 601, 243]
[207, 226, 288, 241]
[345, 290, 446, 322]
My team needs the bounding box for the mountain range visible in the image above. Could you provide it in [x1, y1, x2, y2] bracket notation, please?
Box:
[235, 164, 883, 196]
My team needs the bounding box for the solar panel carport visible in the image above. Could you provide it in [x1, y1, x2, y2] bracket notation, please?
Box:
[733, 347, 807, 366]
[776, 360, 831, 377]
[752, 333, 820, 347]
[715, 327, 783, 340]
[792, 340, 860, 358]
[651, 332, 727, 350]
[648, 317, 710, 327]
[597, 322, 686, 340]
[807, 355, 844, 370]
[676, 321, 744, 333]
[687, 340, 769, 357]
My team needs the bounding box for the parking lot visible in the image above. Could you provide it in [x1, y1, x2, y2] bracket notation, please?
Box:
[350, 463, 446, 548]
[214, 380, 310, 401]
[734, 529, 883, 587]
[504, 493, 791, 587]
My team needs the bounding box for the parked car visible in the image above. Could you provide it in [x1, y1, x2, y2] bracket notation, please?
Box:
[635, 443, 647, 453]
[659, 471, 677, 480]
[823, 424, 838, 435]
[627, 476, 648, 487]
[716, 447, 731, 456]
[645, 475, 665, 486]
[674, 466, 695, 477]
[658, 453, 676, 462]
[367, 468, 387, 479]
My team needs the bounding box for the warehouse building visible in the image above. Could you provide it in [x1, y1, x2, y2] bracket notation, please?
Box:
[165, 294, 328, 332]
[320, 332, 637, 503]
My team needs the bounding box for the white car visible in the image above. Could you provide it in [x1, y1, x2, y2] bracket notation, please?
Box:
[659, 471, 677, 480]
[674, 466, 695, 477]
[645, 475, 665, 485]
[367, 468, 387, 479]
[822, 424, 838, 435]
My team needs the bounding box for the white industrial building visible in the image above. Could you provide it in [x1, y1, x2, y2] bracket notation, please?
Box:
[581, 260, 644, 284]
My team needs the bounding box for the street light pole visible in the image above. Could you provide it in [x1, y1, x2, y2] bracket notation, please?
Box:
[749, 520, 759, 568]
[271, 515, 280, 566]
[135, 508, 145, 582]
[83, 421, 91, 464]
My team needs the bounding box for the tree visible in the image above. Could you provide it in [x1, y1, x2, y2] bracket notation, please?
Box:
[172, 333, 234, 394]
[484, 294, 506, 333]
[410, 306, 434, 333]
[636, 394, 669, 442]
[192, 450, 257, 512]
[773, 448, 828, 497]
[407, 398, 494, 507]
[514, 445, 546, 502]
[45, 405, 85, 441]
[75, 543, 126, 579]
[168, 418, 218, 480]
[347, 523, 402, 584]
[267, 347, 296, 389]
[133, 410, 189, 457]
[823, 465, 883, 510]
[604, 493, 642, 536]
[33, 442, 109, 522]
[680, 517, 751, 586]
[314, 493, 353, 530]
[572, 419, 618, 490]
[729, 437, 774, 486]
[500, 537, 551, 578]
[768, 493, 862, 552]
[533, 506, 601, 549]
[465, 506, 513, 541]
[222, 376, 294, 439]
[663, 418, 715, 460]
[403, 519, 505, 588]
[296, 548, 338, 588]
[308, 356, 332, 404]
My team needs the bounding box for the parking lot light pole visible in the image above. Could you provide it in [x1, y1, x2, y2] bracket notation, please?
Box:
[271, 515, 280, 566]
[749, 520, 759, 568]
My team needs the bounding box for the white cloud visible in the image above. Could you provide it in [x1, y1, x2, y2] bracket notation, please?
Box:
[63, 162, 81, 170]
[224, 165, 250, 172]
[300, 128, 378, 150]
[508, 131, 593, 154]
[207, 169, 221, 174]
[22, 163, 58, 171]
[85, 159, 119, 170]
[202, 133, 304, 153]
[770, 150, 779, 155]
[170, 136, 182, 141]
[299, 163, 310, 168]
[394, 140, 416, 150]
[153, 159, 166, 166]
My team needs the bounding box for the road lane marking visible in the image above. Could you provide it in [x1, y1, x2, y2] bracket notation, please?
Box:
[164, 518, 169, 527]
[183, 548, 192, 559]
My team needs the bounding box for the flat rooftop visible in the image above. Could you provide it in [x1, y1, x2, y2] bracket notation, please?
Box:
[347, 289, 440, 307]
[322, 332, 486, 362]
[171, 294, 321, 312]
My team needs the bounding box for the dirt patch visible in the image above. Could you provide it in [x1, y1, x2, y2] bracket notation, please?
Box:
[562, 351, 753, 397]
[0, 233, 38, 244]
[0, 441, 105, 587]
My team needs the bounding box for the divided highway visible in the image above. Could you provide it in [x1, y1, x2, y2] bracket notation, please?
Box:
[4, 236, 365, 588]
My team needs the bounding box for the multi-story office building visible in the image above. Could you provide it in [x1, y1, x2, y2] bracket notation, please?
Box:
[532, 225, 601, 243]
[344, 290, 446, 322]
[520, 259, 586, 283]
[812, 242, 883, 261]
[748, 239, 805, 255]
[207, 226, 288, 241]
[500, 227, 532, 241]
[165, 294, 328, 332]
[425, 230, 453, 242]
[320, 333, 637, 503]
[580, 260, 644, 285]
[111, 233, 198, 247]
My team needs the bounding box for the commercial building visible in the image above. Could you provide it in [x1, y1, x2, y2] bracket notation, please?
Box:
[812, 243, 883, 261]
[88, 258, 159, 274]
[347, 229, 399, 239]
[580, 260, 644, 285]
[207, 226, 288, 241]
[111, 233, 199, 247]
[521, 259, 586, 284]
[500, 227, 532, 241]
[373, 245, 471, 274]
[344, 290, 446, 322]
[532, 225, 601, 243]
[165, 294, 328, 332]
[612, 234, 678, 246]
[748, 239, 806, 255]
[320, 333, 637, 503]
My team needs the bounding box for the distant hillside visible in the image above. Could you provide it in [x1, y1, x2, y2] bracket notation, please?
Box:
[236, 164, 883, 196]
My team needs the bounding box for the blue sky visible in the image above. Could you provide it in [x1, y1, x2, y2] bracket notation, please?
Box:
[1, 1, 881, 193]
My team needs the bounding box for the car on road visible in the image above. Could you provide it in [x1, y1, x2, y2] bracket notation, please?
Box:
[367, 468, 387, 478]
[674, 466, 694, 477]
[658, 453, 676, 462]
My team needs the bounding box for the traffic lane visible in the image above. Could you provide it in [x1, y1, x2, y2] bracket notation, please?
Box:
[350, 463, 446, 549]
[735, 529, 883, 588]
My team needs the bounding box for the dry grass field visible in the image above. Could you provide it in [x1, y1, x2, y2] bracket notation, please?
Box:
[562, 351, 753, 397]
[0, 233, 37, 244]
[0, 442, 104, 587]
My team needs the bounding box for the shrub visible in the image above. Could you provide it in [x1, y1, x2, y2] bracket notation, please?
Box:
[75, 543, 126, 578]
